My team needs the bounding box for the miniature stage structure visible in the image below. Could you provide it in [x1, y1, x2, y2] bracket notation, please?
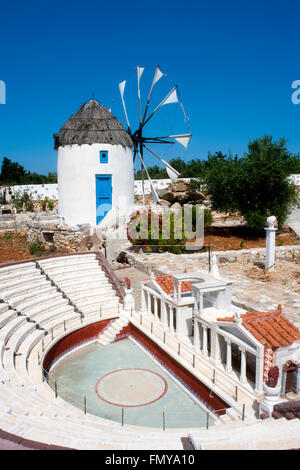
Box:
[141, 270, 300, 396]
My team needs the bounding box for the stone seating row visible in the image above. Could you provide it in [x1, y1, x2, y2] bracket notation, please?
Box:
[0, 256, 186, 449]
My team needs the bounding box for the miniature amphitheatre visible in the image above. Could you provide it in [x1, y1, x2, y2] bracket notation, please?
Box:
[0, 97, 300, 451]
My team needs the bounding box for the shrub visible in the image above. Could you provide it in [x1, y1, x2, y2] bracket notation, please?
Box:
[13, 190, 34, 212]
[127, 209, 186, 254]
[205, 137, 299, 234]
[266, 366, 279, 388]
[29, 240, 47, 257]
[41, 197, 54, 211]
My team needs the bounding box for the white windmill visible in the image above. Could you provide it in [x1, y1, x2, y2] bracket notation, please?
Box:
[118, 65, 192, 204]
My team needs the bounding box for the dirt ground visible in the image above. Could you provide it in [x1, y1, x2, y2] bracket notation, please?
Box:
[0, 233, 33, 264]
[203, 226, 299, 251]
[222, 254, 300, 294]
[0, 233, 61, 264]
[0, 230, 299, 296]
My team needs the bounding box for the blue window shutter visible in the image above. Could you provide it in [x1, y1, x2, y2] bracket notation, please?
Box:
[100, 151, 108, 164]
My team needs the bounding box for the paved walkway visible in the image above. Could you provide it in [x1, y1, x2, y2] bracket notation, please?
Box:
[119, 252, 300, 327]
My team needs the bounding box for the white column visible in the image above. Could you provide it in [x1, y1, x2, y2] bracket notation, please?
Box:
[154, 296, 158, 319]
[225, 340, 232, 373]
[147, 292, 151, 315]
[169, 307, 174, 331]
[178, 281, 182, 303]
[194, 319, 200, 349]
[202, 325, 208, 356]
[240, 347, 247, 383]
[162, 301, 168, 325]
[265, 217, 278, 270]
[199, 292, 203, 315]
[255, 350, 264, 394]
[141, 289, 147, 311]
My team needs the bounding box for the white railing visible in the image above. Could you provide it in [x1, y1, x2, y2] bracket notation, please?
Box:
[128, 309, 258, 412]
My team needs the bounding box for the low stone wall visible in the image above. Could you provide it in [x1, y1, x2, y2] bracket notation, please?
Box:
[27, 218, 98, 253]
[126, 245, 300, 274]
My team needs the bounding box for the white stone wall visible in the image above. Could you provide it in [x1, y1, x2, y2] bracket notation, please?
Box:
[134, 178, 191, 195]
[288, 174, 300, 186]
[57, 143, 134, 226]
[274, 343, 300, 373]
[1, 184, 58, 201]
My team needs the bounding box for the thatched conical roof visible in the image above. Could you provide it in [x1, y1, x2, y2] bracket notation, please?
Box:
[54, 99, 133, 149]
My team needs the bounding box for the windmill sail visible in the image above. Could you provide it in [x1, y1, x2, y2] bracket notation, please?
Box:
[138, 151, 160, 203]
[170, 134, 191, 150]
[142, 66, 164, 125]
[166, 165, 180, 182]
[118, 80, 131, 130]
[137, 66, 144, 124]
[144, 145, 181, 182]
[143, 86, 178, 127]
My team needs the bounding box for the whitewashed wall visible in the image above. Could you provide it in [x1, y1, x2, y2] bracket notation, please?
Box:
[57, 143, 134, 226]
[5, 184, 58, 200]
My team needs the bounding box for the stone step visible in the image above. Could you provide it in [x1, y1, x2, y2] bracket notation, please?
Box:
[16, 291, 64, 313]
[0, 273, 46, 292]
[8, 284, 56, 305]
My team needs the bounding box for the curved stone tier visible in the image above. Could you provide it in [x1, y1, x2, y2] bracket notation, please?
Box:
[0, 254, 298, 450]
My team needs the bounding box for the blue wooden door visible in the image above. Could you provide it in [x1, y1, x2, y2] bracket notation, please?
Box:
[96, 175, 112, 224]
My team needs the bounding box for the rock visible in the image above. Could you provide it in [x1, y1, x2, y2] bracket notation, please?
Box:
[78, 233, 103, 252]
[186, 190, 205, 200]
[67, 225, 80, 232]
[157, 188, 176, 203]
[171, 182, 189, 192]
[173, 192, 189, 204]
[78, 223, 90, 232]
[159, 199, 171, 206]
[116, 251, 129, 264]
[170, 202, 182, 211]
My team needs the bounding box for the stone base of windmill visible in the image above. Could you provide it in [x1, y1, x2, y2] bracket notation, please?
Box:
[260, 383, 282, 418]
[123, 288, 135, 311]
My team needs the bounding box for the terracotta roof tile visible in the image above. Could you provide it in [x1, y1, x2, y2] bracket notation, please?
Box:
[155, 275, 192, 295]
[217, 306, 300, 349]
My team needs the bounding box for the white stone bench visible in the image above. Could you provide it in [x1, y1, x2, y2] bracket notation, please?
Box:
[24, 298, 71, 320]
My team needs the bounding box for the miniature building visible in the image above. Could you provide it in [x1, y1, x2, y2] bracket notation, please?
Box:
[142, 271, 300, 396]
[54, 99, 134, 227]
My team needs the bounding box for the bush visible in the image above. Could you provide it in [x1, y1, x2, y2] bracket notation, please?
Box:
[205, 137, 299, 234]
[127, 206, 212, 254]
[13, 190, 34, 213]
[41, 197, 54, 211]
[127, 209, 186, 254]
[29, 241, 47, 257]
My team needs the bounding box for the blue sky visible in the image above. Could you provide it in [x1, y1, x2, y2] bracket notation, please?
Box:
[0, 0, 300, 174]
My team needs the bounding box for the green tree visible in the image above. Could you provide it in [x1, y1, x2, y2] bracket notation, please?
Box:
[205, 137, 299, 233]
[0, 157, 26, 185]
[0, 157, 58, 185]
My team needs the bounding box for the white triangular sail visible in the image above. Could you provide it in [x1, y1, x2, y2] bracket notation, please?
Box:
[118, 80, 126, 99]
[137, 67, 144, 124]
[142, 66, 164, 125]
[152, 67, 163, 86]
[137, 67, 144, 97]
[166, 166, 180, 183]
[171, 134, 192, 150]
[162, 88, 178, 106]
[118, 80, 131, 129]
[144, 145, 181, 183]
[143, 86, 178, 127]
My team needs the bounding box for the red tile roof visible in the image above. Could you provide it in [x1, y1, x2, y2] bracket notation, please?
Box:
[217, 305, 300, 349]
[155, 275, 192, 295]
